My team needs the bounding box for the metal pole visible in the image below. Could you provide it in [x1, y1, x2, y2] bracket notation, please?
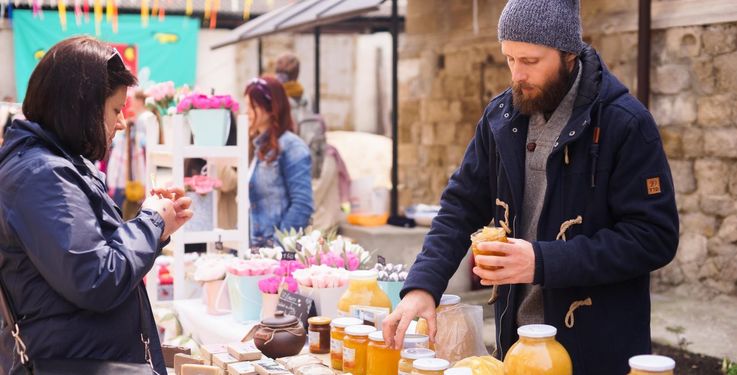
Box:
[637, 0, 651, 108]
[314, 27, 321, 114]
[257, 38, 263, 76]
[390, 0, 399, 218]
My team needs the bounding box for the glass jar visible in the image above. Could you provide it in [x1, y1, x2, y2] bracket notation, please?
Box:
[628, 355, 675, 375]
[503, 324, 572, 375]
[329, 317, 363, 370]
[337, 270, 392, 317]
[470, 226, 507, 270]
[444, 368, 472, 375]
[366, 331, 401, 375]
[308, 316, 331, 354]
[342, 325, 376, 375]
[416, 294, 461, 339]
[412, 358, 450, 375]
[398, 348, 435, 375]
[403, 334, 430, 349]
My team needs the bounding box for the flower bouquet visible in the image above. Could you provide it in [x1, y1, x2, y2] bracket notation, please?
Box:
[257, 260, 303, 319]
[225, 258, 278, 322]
[183, 175, 222, 231]
[193, 254, 234, 315]
[176, 93, 239, 146]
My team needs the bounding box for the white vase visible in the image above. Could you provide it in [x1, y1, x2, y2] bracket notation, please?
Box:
[260, 293, 280, 319]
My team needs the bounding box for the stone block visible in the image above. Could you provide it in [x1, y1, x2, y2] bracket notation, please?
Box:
[717, 215, 737, 243]
[702, 24, 737, 56]
[444, 50, 473, 77]
[719, 254, 737, 284]
[694, 159, 729, 195]
[669, 160, 696, 194]
[700, 194, 737, 217]
[676, 193, 700, 213]
[680, 261, 701, 283]
[691, 57, 715, 95]
[704, 128, 737, 158]
[730, 164, 737, 198]
[714, 51, 737, 92]
[665, 26, 702, 59]
[420, 123, 436, 146]
[672, 94, 697, 125]
[676, 232, 708, 264]
[651, 95, 674, 126]
[399, 144, 419, 167]
[681, 128, 704, 158]
[697, 94, 733, 127]
[435, 122, 458, 146]
[680, 212, 718, 237]
[660, 127, 683, 158]
[654, 263, 685, 286]
[698, 258, 720, 280]
[704, 279, 736, 294]
[652, 65, 691, 94]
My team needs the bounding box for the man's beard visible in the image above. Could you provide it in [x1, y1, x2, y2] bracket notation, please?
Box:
[511, 59, 573, 116]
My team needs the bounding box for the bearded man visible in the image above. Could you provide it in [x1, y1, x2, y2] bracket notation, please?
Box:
[383, 0, 679, 374]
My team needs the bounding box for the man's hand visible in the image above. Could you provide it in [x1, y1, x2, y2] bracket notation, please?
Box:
[382, 289, 437, 350]
[473, 237, 536, 285]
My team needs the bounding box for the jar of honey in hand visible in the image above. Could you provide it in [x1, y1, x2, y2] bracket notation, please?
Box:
[470, 226, 507, 270]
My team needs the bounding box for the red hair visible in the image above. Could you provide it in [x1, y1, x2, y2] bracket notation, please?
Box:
[245, 75, 294, 162]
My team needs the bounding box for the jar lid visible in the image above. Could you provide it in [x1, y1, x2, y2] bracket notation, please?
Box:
[307, 316, 331, 326]
[444, 368, 473, 375]
[368, 331, 385, 342]
[413, 358, 450, 371]
[517, 324, 557, 338]
[349, 270, 378, 280]
[261, 311, 299, 328]
[629, 355, 676, 371]
[403, 334, 429, 346]
[439, 294, 461, 306]
[331, 317, 363, 328]
[345, 325, 376, 337]
[400, 348, 435, 360]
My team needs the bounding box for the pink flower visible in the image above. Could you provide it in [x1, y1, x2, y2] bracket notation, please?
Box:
[346, 253, 360, 271]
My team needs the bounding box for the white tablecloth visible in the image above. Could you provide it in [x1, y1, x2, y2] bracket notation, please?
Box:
[173, 299, 256, 345]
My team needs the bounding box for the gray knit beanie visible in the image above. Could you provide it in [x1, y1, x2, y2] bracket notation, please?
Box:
[498, 0, 585, 55]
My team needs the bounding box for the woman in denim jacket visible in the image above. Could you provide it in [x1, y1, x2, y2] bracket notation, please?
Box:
[246, 76, 313, 247]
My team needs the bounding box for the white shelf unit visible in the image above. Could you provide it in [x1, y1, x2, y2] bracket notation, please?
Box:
[145, 114, 250, 300]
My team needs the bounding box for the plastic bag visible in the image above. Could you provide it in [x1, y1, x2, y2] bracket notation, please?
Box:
[433, 303, 488, 363]
[453, 356, 504, 375]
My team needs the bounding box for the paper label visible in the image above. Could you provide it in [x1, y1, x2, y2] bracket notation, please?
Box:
[330, 338, 343, 354]
[342, 347, 356, 365]
[309, 331, 320, 346]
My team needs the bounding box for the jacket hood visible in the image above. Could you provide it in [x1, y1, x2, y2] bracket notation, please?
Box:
[0, 119, 86, 169]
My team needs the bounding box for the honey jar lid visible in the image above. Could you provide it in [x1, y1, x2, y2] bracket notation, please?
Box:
[368, 331, 386, 342]
[400, 348, 435, 360]
[403, 334, 429, 346]
[345, 325, 376, 337]
[307, 316, 331, 326]
[439, 294, 461, 306]
[331, 317, 363, 328]
[629, 355, 675, 371]
[413, 358, 450, 371]
[517, 324, 557, 338]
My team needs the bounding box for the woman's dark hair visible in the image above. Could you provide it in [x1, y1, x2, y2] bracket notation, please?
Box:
[22, 36, 137, 161]
[245, 75, 294, 163]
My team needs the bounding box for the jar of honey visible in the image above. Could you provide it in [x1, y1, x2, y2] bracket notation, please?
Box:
[366, 330, 401, 375]
[329, 317, 363, 370]
[308, 316, 331, 354]
[412, 358, 450, 375]
[337, 270, 392, 317]
[470, 226, 507, 270]
[342, 324, 376, 375]
[628, 355, 675, 375]
[403, 334, 430, 349]
[503, 324, 572, 375]
[398, 348, 435, 375]
[416, 294, 461, 339]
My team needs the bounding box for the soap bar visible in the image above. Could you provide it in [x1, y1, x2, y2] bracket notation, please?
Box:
[294, 364, 335, 375]
[276, 354, 322, 371]
[253, 359, 291, 375]
[201, 344, 229, 365]
[163, 345, 192, 368]
[174, 353, 205, 375]
[227, 361, 258, 375]
[212, 352, 240, 369]
[181, 364, 223, 375]
[227, 342, 262, 361]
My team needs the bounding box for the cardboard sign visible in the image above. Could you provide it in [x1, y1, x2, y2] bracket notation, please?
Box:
[276, 290, 316, 331]
[377, 255, 387, 266]
[282, 251, 297, 261]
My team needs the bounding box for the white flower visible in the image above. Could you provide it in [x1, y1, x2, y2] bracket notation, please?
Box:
[298, 236, 319, 256]
[259, 247, 283, 260]
[281, 236, 297, 251]
[329, 236, 346, 255]
[166, 107, 177, 116]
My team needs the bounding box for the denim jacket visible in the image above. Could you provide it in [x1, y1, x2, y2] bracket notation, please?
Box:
[250, 130, 313, 247]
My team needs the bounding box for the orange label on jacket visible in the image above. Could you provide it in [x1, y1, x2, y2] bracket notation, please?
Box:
[647, 177, 661, 195]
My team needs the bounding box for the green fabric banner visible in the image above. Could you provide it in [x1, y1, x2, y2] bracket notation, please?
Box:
[13, 10, 199, 101]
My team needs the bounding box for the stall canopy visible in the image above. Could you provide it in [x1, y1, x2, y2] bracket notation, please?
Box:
[211, 0, 386, 49]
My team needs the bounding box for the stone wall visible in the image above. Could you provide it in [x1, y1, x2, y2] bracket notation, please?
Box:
[399, 0, 737, 298]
